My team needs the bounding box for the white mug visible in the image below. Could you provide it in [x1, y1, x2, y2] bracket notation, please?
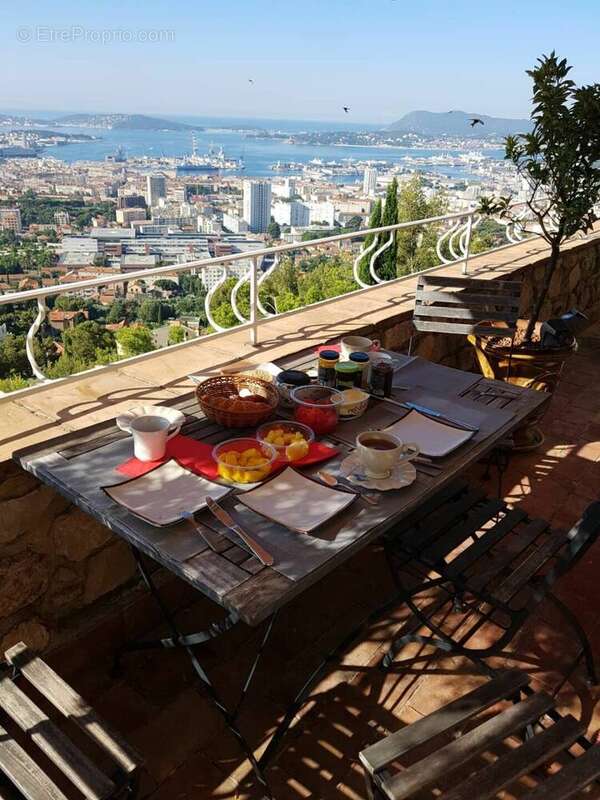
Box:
[130, 415, 181, 462]
[340, 335, 380, 361]
[356, 431, 419, 479]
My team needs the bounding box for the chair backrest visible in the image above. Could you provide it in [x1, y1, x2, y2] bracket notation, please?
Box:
[413, 275, 522, 339]
[541, 500, 600, 592]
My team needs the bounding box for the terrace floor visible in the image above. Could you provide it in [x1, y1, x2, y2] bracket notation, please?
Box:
[44, 323, 600, 800]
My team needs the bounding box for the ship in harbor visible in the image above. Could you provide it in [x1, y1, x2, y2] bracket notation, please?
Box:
[105, 145, 126, 163]
[177, 134, 244, 174]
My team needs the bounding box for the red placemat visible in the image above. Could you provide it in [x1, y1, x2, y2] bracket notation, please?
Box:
[315, 343, 341, 354]
[116, 434, 339, 481]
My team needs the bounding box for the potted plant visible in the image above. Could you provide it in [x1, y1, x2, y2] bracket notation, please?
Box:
[475, 52, 600, 448]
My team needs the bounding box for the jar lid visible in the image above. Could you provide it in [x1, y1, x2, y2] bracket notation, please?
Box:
[349, 351, 370, 363]
[277, 369, 311, 386]
[319, 349, 340, 361]
[335, 360, 360, 373]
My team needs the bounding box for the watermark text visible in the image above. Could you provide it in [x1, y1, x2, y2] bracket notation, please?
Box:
[16, 26, 176, 45]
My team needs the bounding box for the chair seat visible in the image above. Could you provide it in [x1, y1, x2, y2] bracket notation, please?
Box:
[389, 482, 572, 614]
[360, 670, 600, 800]
[0, 642, 142, 800]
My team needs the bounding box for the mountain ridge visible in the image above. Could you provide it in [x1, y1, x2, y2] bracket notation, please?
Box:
[389, 110, 531, 137]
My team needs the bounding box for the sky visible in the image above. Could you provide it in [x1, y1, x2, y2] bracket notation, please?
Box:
[2, 0, 599, 125]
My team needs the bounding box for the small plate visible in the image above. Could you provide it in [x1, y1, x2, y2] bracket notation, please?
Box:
[385, 409, 474, 458]
[116, 405, 185, 433]
[238, 466, 357, 534]
[102, 459, 230, 527]
[340, 452, 416, 491]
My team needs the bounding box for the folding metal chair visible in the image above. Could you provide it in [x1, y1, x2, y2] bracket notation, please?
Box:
[381, 481, 600, 685]
[360, 668, 600, 800]
[0, 641, 142, 799]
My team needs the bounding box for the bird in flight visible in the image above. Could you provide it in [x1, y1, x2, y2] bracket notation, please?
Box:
[343, 106, 350, 113]
[248, 78, 254, 84]
[469, 118, 484, 127]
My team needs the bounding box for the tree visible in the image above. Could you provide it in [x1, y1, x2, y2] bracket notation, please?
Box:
[138, 299, 162, 324]
[375, 178, 399, 281]
[267, 221, 281, 239]
[167, 325, 186, 345]
[154, 279, 179, 293]
[62, 321, 116, 365]
[106, 298, 140, 324]
[345, 215, 362, 231]
[0, 333, 56, 380]
[54, 295, 88, 312]
[116, 325, 155, 356]
[396, 177, 446, 275]
[358, 199, 382, 285]
[479, 52, 600, 342]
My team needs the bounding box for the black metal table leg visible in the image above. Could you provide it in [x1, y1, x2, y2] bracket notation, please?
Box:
[119, 547, 276, 798]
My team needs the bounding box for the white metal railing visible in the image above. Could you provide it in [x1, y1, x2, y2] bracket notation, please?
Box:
[0, 202, 560, 401]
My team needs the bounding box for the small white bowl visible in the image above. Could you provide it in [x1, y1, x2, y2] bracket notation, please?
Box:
[339, 389, 370, 418]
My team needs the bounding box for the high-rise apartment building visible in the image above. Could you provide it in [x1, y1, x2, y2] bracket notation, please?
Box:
[146, 174, 167, 207]
[363, 167, 377, 197]
[242, 180, 272, 233]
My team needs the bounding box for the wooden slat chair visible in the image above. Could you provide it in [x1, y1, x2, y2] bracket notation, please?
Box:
[411, 275, 521, 377]
[381, 482, 600, 684]
[0, 642, 142, 800]
[411, 276, 523, 491]
[359, 669, 600, 800]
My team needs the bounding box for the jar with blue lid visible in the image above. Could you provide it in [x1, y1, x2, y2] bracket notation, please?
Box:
[349, 351, 370, 388]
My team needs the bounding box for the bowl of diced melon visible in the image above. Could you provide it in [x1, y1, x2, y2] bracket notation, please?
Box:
[212, 437, 277, 483]
[256, 420, 314, 462]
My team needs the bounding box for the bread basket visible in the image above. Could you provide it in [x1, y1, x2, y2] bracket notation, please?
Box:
[195, 375, 278, 428]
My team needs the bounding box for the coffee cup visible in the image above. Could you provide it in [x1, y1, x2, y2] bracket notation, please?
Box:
[340, 335, 380, 361]
[356, 430, 419, 479]
[130, 415, 181, 462]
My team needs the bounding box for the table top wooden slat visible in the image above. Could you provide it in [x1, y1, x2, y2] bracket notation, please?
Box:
[13, 348, 548, 626]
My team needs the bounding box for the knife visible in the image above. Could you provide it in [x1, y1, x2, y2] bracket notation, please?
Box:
[180, 511, 220, 552]
[402, 402, 480, 432]
[206, 497, 274, 566]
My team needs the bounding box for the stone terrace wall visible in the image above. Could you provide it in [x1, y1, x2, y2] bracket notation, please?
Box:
[1, 234, 599, 653]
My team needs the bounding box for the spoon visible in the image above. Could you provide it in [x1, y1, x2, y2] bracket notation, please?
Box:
[318, 470, 380, 505]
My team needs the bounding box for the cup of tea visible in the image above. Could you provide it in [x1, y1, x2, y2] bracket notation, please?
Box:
[356, 431, 419, 479]
[340, 335, 380, 361]
[130, 415, 181, 462]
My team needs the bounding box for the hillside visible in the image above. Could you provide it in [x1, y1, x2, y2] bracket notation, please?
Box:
[388, 110, 531, 137]
[53, 113, 197, 131]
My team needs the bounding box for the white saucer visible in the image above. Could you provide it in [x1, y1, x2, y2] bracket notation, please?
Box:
[116, 405, 186, 433]
[340, 452, 417, 491]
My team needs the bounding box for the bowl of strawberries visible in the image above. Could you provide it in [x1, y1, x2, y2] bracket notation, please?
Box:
[290, 385, 342, 436]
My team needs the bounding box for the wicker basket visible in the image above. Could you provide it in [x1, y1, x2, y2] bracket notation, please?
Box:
[195, 375, 279, 428]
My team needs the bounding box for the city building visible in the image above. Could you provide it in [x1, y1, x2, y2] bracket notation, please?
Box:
[242, 180, 272, 233]
[119, 254, 161, 272]
[222, 212, 249, 234]
[273, 177, 297, 199]
[308, 200, 336, 227]
[363, 167, 378, 197]
[53, 211, 71, 226]
[197, 216, 223, 235]
[116, 207, 147, 226]
[117, 194, 146, 210]
[48, 309, 88, 332]
[272, 200, 310, 228]
[146, 174, 167, 206]
[0, 207, 22, 233]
